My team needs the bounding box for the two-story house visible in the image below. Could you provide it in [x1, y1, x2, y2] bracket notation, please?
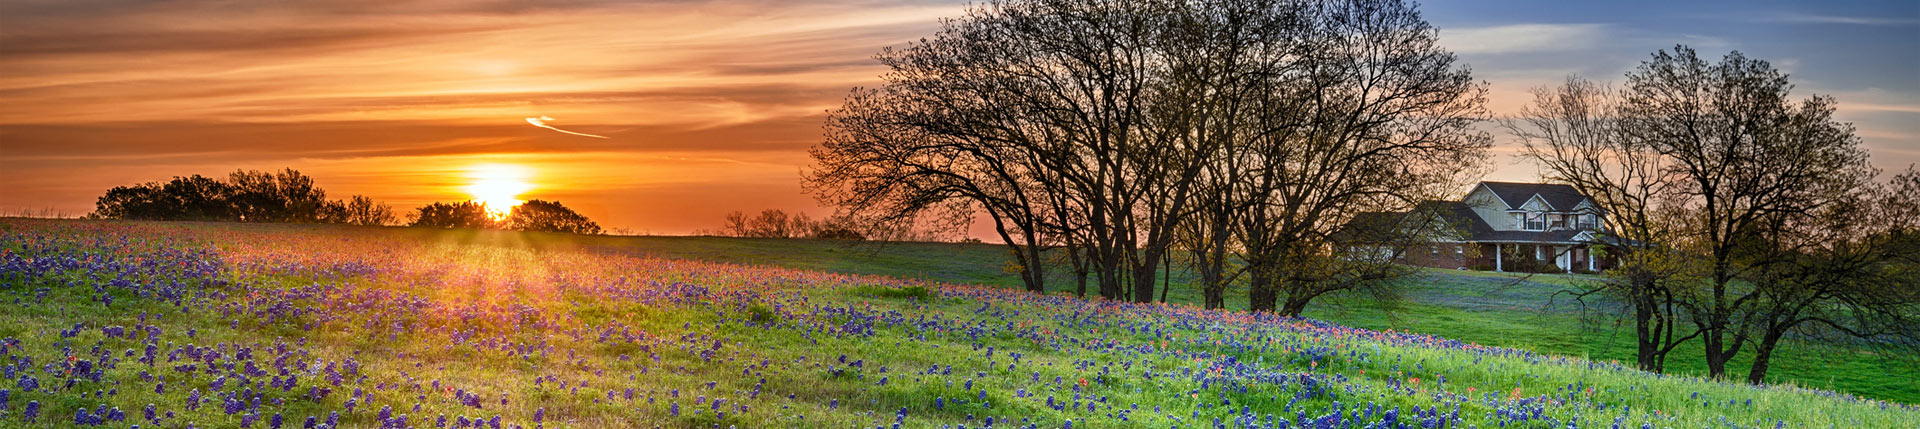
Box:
[1342, 181, 1614, 273]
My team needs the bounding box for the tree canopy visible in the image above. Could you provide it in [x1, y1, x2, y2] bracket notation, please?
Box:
[408, 200, 605, 235]
[92, 168, 393, 225]
[806, 0, 1488, 313]
[508, 200, 603, 235]
[1507, 46, 1917, 383]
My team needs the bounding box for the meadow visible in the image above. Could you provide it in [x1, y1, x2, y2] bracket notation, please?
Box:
[0, 219, 1914, 428]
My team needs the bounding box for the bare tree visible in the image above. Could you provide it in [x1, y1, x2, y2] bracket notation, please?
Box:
[1620, 45, 1874, 379]
[721, 211, 750, 237]
[808, 0, 1184, 295]
[341, 195, 396, 226]
[1505, 76, 1695, 373]
[1739, 168, 1920, 384]
[1236, 0, 1490, 315]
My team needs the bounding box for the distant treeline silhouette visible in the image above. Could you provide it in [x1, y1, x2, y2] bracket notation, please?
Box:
[411, 200, 602, 235]
[91, 168, 395, 225]
[717, 209, 865, 240]
[91, 168, 604, 235]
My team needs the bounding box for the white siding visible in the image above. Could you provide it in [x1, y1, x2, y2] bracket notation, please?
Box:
[1464, 187, 1517, 231]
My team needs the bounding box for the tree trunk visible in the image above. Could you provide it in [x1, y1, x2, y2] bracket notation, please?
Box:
[1702, 325, 1728, 379]
[1747, 328, 1785, 385]
[1279, 286, 1312, 318]
[1022, 247, 1046, 294]
[1067, 245, 1088, 298]
[1632, 272, 1660, 373]
[1248, 270, 1277, 313]
[1132, 247, 1161, 304]
[1097, 249, 1124, 300]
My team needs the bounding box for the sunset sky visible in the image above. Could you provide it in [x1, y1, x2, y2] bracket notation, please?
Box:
[3, 0, 1916, 234]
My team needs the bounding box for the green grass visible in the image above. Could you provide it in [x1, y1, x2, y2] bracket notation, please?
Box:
[0, 219, 1913, 429]
[505, 229, 1920, 404]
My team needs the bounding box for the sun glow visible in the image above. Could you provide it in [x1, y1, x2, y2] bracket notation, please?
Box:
[463, 163, 534, 219]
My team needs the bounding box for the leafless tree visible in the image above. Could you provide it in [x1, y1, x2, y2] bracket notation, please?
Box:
[808, 0, 1485, 308]
[1619, 45, 1875, 379]
[1505, 76, 1695, 373]
[1235, 0, 1490, 315]
[1739, 167, 1920, 384]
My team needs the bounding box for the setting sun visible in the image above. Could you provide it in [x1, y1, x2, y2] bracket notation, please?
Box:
[463, 163, 534, 219]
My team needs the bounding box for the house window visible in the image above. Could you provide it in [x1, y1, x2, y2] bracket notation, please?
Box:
[1550, 214, 1568, 230]
[1579, 214, 1597, 230]
[1525, 212, 1546, 230]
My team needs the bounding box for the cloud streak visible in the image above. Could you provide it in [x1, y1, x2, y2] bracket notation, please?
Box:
[2, 0, 1914, 233]
[525, 116, 607, 138]
[1750, 12, 1920, 26]
[1440, 23, 1609, 55]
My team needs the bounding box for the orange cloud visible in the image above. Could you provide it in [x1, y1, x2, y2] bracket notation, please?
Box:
[0, 0, 963, 232]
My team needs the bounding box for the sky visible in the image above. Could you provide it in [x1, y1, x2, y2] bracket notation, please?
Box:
[2, 0, 1916, 234]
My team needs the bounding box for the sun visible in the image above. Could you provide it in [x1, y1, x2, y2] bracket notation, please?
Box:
[463, 163, 534, 220]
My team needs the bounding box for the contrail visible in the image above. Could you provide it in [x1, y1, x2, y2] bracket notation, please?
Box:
[525, 116, 608, 139]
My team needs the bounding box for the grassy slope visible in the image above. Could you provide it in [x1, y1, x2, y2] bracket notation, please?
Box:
[520, 228, 1919, 404]
[0, 220, 1913, 429]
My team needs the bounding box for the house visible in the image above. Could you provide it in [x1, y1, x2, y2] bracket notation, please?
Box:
[1338, 182, 1615, 273]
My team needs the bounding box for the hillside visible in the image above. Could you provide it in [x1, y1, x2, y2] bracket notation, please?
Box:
[0, 219, 1913, 428]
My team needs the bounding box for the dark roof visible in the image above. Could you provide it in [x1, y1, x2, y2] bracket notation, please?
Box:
[1426, 200, 1492, 237]
[1335, 199, 1604, 245]
[1333, 201, 1488, 242]
[1331, 211, 1414, 242]
[1479, 182, 1589, 211]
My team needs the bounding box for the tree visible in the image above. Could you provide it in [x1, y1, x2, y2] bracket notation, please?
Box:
[722, 211, 751, 237]
[1236, 0, 1489, 315]
[93, 182, 172, 221]
[1505, 76, 1695, 373]
[1738, 168, 1920, 384]
[339, 195, 396, 226]
[159, 175, 237, 220]
[1619, 46, 1874, 379]
[507, 200, 603, 235]
[410, 201, 497, 229]
[807, 0, 1485, 305]
[89, 168, 399, 227]
[226, 168, 331, 223]
[749, 209, 795, 238]
[806, 214, 867, 240]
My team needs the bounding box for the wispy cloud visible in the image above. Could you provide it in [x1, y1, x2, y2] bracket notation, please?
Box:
[1750, 12, 1920, 26]
[1440, 23, 1609, 55]
[525, 116, 607, 138]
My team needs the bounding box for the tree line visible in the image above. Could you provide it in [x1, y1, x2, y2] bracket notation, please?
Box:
[91, 168, 604, 235]
[715, 209, 867, 240]
[807, 0, 1486, 314]
[92, 168, 396, 225]
[411, 200, 603, 235]
[805, 0, 1917, 385]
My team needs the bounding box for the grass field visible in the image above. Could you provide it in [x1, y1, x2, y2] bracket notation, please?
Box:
[555, 229, 1920, 405]
[0, 219, 1913, 428]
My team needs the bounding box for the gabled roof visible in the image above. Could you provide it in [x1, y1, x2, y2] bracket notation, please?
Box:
[1478, 182, 1588, 211]
[1335, 199, 1605, 245]
[1426, 200, 1493, 237]
[1333, 201, 1489, 242]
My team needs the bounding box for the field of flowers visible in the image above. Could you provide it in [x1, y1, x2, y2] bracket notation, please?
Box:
[0, 219, 1914, 428]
